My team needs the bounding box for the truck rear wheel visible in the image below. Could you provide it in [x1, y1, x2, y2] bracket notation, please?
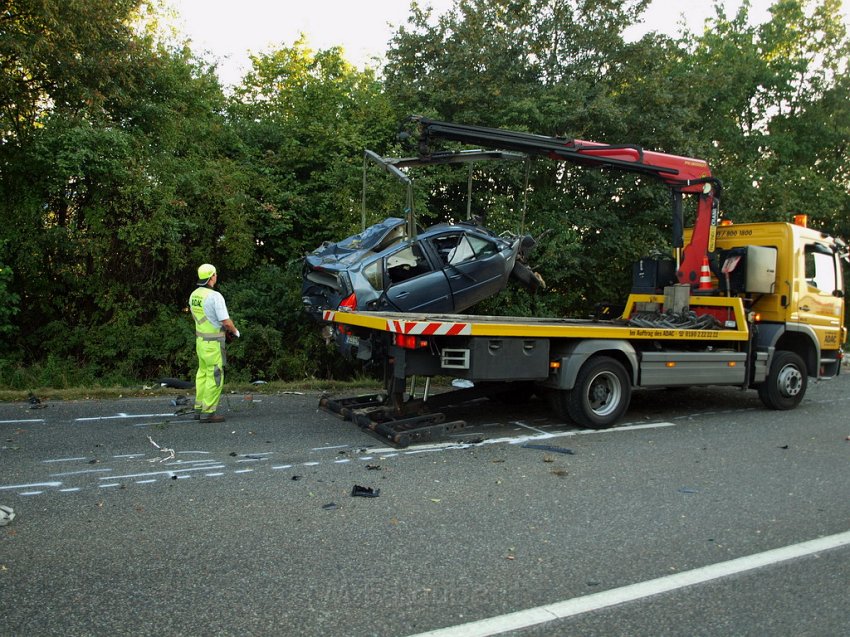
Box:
[563, 356, 631, 429]
[758, 350, 807, 410]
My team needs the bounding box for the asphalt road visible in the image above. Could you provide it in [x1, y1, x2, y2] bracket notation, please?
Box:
[1, 376, 848, 636]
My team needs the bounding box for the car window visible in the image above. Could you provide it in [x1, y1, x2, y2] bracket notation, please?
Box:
[386, 244, 433, 284]
[804, 243, 837, 292]
[467, 235, 499, 259]
[431, 234, 463, 264]
[362, 260, 383, 291]
[448, 236, 476, 265]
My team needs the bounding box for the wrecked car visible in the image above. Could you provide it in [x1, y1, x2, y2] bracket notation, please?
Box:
[302, 216, 541, 319]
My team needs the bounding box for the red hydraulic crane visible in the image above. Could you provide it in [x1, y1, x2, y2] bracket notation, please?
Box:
[410, 116, 722, 289]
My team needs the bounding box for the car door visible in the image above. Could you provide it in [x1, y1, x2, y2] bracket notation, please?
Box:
[381, 243, 453, 313]
[434, 232, 510, 312]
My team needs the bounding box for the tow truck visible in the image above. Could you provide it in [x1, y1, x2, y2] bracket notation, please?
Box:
[319, 117, 847, 446]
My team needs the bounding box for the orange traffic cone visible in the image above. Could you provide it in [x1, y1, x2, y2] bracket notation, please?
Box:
[698, 256, 712, 290]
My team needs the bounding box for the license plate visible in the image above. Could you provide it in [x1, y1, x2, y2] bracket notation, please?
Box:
[346, 335, 359, 347]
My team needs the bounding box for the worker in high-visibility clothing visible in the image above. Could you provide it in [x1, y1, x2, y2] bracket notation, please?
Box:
[189, 264, 239, 423]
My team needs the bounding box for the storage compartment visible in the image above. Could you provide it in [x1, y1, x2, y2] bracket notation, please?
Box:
[717, 245, 777, 294]
[640, 351, 747, 386]
[468, 338, 550, 380]
[632, 257, 676, 294]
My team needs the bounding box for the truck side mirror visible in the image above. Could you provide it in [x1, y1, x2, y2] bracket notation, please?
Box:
[833, 289, 844, 298]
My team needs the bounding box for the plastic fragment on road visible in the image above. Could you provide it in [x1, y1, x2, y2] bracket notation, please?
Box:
[147, 436, 175, 462]
[0, 505, 14, 526]
[521, 443, 575, 455]
[351, 485, 380, 498]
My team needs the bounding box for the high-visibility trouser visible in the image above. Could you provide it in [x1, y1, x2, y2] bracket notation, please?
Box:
[194, 332, 226, 414]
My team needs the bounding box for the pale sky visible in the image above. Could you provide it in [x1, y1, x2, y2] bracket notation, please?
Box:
[167, 0, 849, 87]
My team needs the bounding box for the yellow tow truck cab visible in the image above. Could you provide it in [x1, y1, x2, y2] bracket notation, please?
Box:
[690, 220, 846, 378]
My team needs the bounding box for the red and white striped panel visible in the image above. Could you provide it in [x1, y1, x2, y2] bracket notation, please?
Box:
[386, 319, 471, 336]
[322, 310, 336, 322]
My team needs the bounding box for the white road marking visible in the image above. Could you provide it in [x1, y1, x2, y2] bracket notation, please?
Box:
[511, 421, 549, 435]
[0, 481, 62, 491]
[368, 421, 678, 455]
[99, 465, 225, 480]
[42, 457, 89, 463]
[49, 468, 113, 477]
[272, 464, 293, 470]
[233, 469, 254, 474]
[1, 419, 45, 424]
[405, 530, 850, 637]
[75, 413, 174, 421]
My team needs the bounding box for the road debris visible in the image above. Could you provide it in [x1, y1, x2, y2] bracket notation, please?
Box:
[27, 392, 46, 409]
[521, 443, 574, 455]
[351, 485, 380, 498]
[0, 505, 15, 526]
[147, 436, 175, 462]
[158, 378, 195, 389]
[322, 503, 339, 511]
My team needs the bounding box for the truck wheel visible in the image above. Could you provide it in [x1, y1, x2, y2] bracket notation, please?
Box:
[758, 351, 807, 410]
[565, 356, 631, 428]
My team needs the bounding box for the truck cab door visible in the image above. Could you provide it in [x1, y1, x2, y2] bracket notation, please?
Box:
[798, 242, 844, 353]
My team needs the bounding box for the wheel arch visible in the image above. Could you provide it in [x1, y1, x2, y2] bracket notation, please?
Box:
[756, 323, 820, 377]
[552, 339, 638, 390]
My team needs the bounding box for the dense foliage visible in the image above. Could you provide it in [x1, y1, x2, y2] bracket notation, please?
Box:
[0, 0, 847, 388]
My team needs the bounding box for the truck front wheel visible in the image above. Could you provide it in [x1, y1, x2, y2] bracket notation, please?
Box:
[562, 356, 631, 429]
[758, 350, 807, 410]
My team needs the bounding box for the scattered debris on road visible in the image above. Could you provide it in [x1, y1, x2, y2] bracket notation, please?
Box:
[0, 505, 15, 526]
[27, 392, 46, 409]
[351, 485, 380, 498]
[147, 436, 175, 462]
[521, 443, 574, 455]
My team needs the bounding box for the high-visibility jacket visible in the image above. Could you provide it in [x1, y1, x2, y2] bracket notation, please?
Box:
[189, 287, 225, 342]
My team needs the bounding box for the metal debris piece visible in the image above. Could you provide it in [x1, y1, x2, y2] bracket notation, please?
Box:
[0, 505, 15, 526]
[147, 436, 175, 462]
[521, 443, 574, 455]
[351, 485, 380, 498]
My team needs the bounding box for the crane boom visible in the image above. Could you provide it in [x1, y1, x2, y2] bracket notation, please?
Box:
[411, 116, 722, 288]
